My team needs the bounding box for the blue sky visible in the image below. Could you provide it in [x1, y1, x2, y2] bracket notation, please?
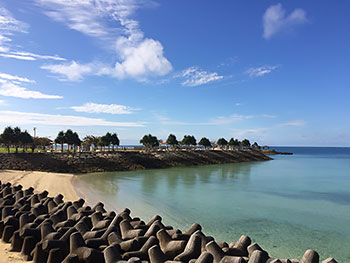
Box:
[0, 0, 349, 146]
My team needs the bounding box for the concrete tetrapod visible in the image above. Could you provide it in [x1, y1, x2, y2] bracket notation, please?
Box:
[247, 250, 269, 263]
[205, 240, 245, 263]
[224, 235, 251, 257]
[120, 219, 144, 240]
[195, 251, 214, 263]
[156, 228, 186, 259]
[104, 243, 122, 263]
[300, 250, 319, 263]
[123, 236, 159, 260]
[65, 231, 104, 263]
[174, 231, 202, 262]
[322, 258, 337, 263]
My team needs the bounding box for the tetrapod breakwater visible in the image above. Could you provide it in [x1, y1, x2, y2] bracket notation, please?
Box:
[0, 180, 337, 263]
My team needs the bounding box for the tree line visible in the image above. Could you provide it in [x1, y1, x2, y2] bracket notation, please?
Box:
[0, 126, 260, 154]
[140, 133, 260, 150]
[0, 127, 51, 153]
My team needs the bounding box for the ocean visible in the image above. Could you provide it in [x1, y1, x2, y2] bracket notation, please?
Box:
[74, 147, 350, 262]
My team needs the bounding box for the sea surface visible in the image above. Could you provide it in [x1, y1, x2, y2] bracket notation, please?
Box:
[74, 147, 350, 262]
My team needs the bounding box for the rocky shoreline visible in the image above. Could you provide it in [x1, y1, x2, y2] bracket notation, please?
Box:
[0, 180, 337, 263]
[0, 149, 272, 174]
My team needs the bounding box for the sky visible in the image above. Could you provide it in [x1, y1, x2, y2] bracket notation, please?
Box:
[0, 0, 349, 146]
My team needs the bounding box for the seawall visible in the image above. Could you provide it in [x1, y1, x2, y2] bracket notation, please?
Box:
[0, 149, 272, 173]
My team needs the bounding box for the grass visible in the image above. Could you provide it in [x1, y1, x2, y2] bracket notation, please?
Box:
[0, 147, 41, 153]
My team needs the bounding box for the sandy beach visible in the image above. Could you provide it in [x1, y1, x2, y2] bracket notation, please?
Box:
[0, 170, 79, 263]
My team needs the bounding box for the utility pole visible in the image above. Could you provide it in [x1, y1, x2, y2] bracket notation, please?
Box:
[33, 127, 37, 138]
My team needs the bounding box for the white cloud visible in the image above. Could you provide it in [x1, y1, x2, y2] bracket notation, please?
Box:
[0, 82, 62, 99]
[36, 0, 172, 80]
[0, 99, 6, 105]
[263, 3, 308, 39]
[115, 38, 172, 79]
[0, 111, 144, 127]
[208, 114, 255, 125]
[71, 102, 135, 114]
[246, 65, 278, 77]
[232, 128, 270, 140]
[0, 7, 66, 61]
[281, 120, 306, 127]
[41, 61, 93, 81]
[0, 72, 35, 83]
[0, 7, 28, 33]
[180, 67, 224, 87]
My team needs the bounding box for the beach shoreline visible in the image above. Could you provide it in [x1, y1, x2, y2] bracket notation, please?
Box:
[0, 170, 79, 263]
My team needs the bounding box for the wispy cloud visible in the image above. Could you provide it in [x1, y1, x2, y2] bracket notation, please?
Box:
[280, 120, 306, 127]
[41, 61, 93, 81]
[0, 7, 65, 61]
[246, 65, 278, 78]
[0, 111, 144, 127]
[0, 72, 35, 83]
[0, 71, 62, 99]
[0, 82, 62, 99]
[0, 7, 28, 34]
[36, 0, 172, 80]
[263, 3, 308, 39]
[232, 128, 270, 139]
[179, 67, 224, 87]
[208, 114, 255, 125]
[71, 102, 136, 115]
[0, 51, 65, 61]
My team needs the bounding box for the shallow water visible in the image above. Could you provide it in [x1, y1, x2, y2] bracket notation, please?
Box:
[74, 147, 350, 262]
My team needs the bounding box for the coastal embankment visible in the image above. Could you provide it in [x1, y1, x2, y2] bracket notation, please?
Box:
[0, 149, 271, 173]
[0, 173, 337, 263]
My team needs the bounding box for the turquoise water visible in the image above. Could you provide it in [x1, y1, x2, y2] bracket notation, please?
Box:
[74, 147, 350, 262]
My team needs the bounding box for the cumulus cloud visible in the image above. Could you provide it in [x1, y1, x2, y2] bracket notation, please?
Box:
[71, 102, 135, 115]
[0, 111, 144, 127]
[263, 3, 308, 39]
[0, 82, 62, 99]
[115, 38, 172, 79]
[41, 61, 93, 81]
[246, 65, 278, 77]
[36, 0, 172, 80]
[179, 67, 224, 87]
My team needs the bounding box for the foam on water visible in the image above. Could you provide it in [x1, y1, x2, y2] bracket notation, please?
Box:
[74, 147, 350, 262]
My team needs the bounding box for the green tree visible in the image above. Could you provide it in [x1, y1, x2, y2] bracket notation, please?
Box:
[110, 133, 120, 151]
[241, 139, 251, 148]
[55, 131, 65, 152]
[83, 135, 100, 151]
[71, 132, 81, 153]
[252, 142, 260, 149]
[166, 134, 178, 148]
[64, 129, 74, 151]
[181, 135, 196, 148]
[217, 138, 228, 149]
[140, 134, 159, 148]
[198, 137, 211, 149]
[1, 127, 15, 153]
[20, 130, 33, 152]
[13, 127, 22, 153]
[100, 132, 112, 151]
[228, 138, 241, 149]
